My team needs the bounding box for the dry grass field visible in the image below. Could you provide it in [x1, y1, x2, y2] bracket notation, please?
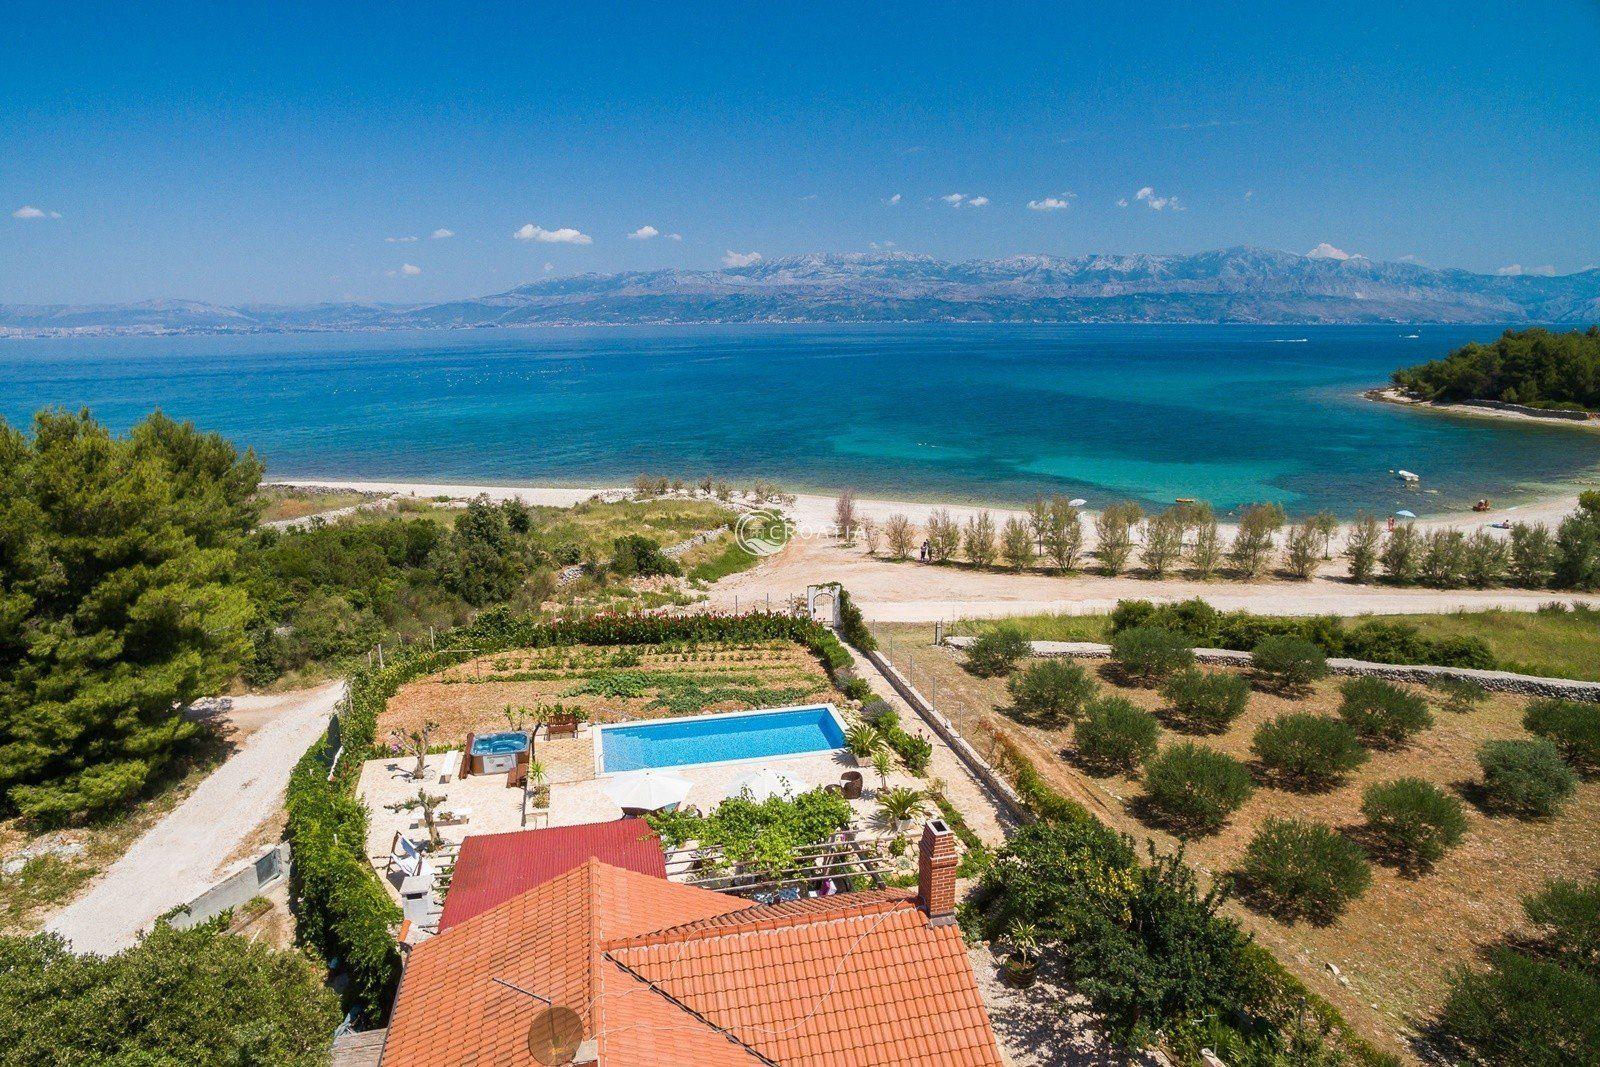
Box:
[872, 622, 1600, 1062]
[378, 639, 835, 742]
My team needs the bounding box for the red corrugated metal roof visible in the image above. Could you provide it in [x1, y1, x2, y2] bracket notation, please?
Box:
[437, 820, 667, 931]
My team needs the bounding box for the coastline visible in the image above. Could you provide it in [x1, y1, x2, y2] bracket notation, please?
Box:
[1363, 386, 1600, 432]
[269, 476, 1586, 535]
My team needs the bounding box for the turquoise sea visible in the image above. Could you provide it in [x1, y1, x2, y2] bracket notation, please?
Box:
[2, 323, 1596, 517]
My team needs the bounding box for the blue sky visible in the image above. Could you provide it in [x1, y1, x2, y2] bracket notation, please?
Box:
[3, 1, 1597, 304]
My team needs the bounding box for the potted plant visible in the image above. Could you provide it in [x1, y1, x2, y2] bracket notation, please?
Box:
[876, 786, 928, 834]
[844, 722, 883, 767]
[1001, 921, 1040, 988]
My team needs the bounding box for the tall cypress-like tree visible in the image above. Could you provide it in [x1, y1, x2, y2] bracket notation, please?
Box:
[0, 410, 262, 821]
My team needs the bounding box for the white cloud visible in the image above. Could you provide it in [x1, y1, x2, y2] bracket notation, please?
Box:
[1496, 263, 1555, 277]
[939, 193, 987, 208]
[628, 225, 660, 240]
[1132, 186, 1182, 211]
[1244, 189, 1255, 201]
[886, 193, 902, 205]
[13, 205, 62, 219]
[870, 240, 897, 250]
[385, 235, 418, 243]
[1027, 194, 1075, 211]
[1116, 198, 1130, 207]
[431, 228, 455, 239]
[1306, 242, 1352, 261]
[722, 250, 762, 267]
[385, 263, 423, 277]
[543, 262, 555, 272]
[1399, 254, 1426, 265]
[514, 224, 592, 244]
[667, 232, 682, 241]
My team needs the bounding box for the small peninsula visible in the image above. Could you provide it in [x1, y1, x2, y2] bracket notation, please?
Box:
[1389, 326, 1600, 414]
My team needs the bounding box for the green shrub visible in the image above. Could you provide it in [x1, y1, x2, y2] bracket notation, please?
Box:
[1141, 742, 1254, 835]
[1478, 738, 1577, 818]
[859, 700, 934, 775]
[836, 587, 878, 653]
[1523, 698, 1600, 775]
[1360, 777, 1467, 871]
[1249, 635, 1329, 693]
[1251, 714, 1368, 792]
[0, 924, 342, 1065]
[1107, 598, 1495, 670]
[1008, 659, 1099, 725]
[1430, 675, 1490, 715]
[1073, 697, 1160, 775]
[1230, 818, 1372, 925]
[1109, 625, 1194, 686]
[1160, 669, 1249, 733]
[1442, 948, 1600, 1065]
[965, 625, 1031, 677]
[1337, 677, 1433, 748]
[608, 533, 681, 577]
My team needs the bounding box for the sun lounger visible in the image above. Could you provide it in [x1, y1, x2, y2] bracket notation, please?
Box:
[436, 750, 462, 784]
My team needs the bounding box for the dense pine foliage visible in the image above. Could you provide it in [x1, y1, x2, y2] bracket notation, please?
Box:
[0, 411, 261, 820]
[1392, 326, 1600, 411]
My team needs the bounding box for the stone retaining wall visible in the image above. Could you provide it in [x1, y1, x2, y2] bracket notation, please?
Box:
[943, 636, 1600, 701]
[865, 648, 1031, 823]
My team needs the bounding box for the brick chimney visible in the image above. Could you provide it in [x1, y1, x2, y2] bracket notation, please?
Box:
[917, 820, 958, 927]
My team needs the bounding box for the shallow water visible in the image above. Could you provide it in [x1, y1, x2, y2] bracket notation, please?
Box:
[3, 323, 1596, 516]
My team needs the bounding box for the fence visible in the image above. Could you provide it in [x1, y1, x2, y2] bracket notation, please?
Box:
[166, 843, 292, 930]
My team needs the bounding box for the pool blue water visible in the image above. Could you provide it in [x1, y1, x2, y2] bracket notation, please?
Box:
[600, 707, 845, 773]
[470, 731, 528, 756]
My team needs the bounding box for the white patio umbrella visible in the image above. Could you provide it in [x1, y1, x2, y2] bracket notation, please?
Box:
[604, 770, 693, 812]
[1395, 510, 1417, 519]
[725, 767, 807, 803]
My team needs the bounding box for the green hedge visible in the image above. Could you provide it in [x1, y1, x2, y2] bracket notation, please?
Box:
[836, 587, 878, 653]
[286, 606, 859, 1021]
[1110, 599, 1495, 669]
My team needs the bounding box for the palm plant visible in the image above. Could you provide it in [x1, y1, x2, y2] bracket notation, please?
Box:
[876, 785, 927, 828]
[845, 722, 884, 759]
[871, 747, 897, 790]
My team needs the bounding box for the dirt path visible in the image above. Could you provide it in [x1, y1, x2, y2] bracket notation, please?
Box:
[705, 537, 1600, 622]
[44, 681, 345, 955]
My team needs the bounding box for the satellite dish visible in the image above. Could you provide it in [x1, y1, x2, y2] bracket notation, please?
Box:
[526, 1005, 585, 1065]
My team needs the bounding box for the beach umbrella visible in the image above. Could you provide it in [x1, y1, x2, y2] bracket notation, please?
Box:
[1068, 498, 1087, 508]
[604, 770, 692, 812]
[725, 767, 807, 803]
[1395, 510, 1417, 519]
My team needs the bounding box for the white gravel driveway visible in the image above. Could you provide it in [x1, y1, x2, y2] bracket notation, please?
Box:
[45, 680, 345, 955]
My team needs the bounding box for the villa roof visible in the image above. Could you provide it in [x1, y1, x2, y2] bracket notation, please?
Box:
[437, 821, 667, 931]
[380, 859, 1003, 1066]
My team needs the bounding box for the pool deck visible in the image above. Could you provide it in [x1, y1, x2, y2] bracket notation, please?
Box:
[356, 737, 921, 881]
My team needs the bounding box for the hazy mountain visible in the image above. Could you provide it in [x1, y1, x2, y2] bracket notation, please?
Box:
[4, 247, 1597, 336]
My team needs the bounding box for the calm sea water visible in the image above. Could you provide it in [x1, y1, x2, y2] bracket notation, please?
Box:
[2, 323, 1596, 516]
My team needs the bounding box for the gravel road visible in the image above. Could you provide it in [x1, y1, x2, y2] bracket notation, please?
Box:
[44, 680, 345, 955]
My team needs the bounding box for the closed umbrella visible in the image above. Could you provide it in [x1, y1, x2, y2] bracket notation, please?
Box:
[605, 770, 693, 813]
[725, 767, 807, 802]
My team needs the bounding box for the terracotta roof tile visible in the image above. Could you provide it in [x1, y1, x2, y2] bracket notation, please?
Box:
[382, 860, 1003, 1066]
[438, 821, 667, 931]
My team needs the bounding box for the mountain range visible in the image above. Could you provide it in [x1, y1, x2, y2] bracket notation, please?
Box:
[4, 247, 1597, 336]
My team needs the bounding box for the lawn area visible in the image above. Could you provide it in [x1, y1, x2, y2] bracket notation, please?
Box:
[523, 497, 735, 556]
[871, 621, 1600, 1063]
[947, 604, 1600, 681]
[253, 485, 377, 523]
[378, 639, 835, 741]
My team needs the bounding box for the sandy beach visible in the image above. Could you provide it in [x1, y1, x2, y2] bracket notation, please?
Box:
[272, 476, 1588, 537]
[266, 475, 1600, 623]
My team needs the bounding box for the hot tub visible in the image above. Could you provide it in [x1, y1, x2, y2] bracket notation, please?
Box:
[469, 731, 530, 776]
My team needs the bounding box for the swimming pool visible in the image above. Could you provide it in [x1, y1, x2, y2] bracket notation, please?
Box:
[595, 704, 847, 774]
